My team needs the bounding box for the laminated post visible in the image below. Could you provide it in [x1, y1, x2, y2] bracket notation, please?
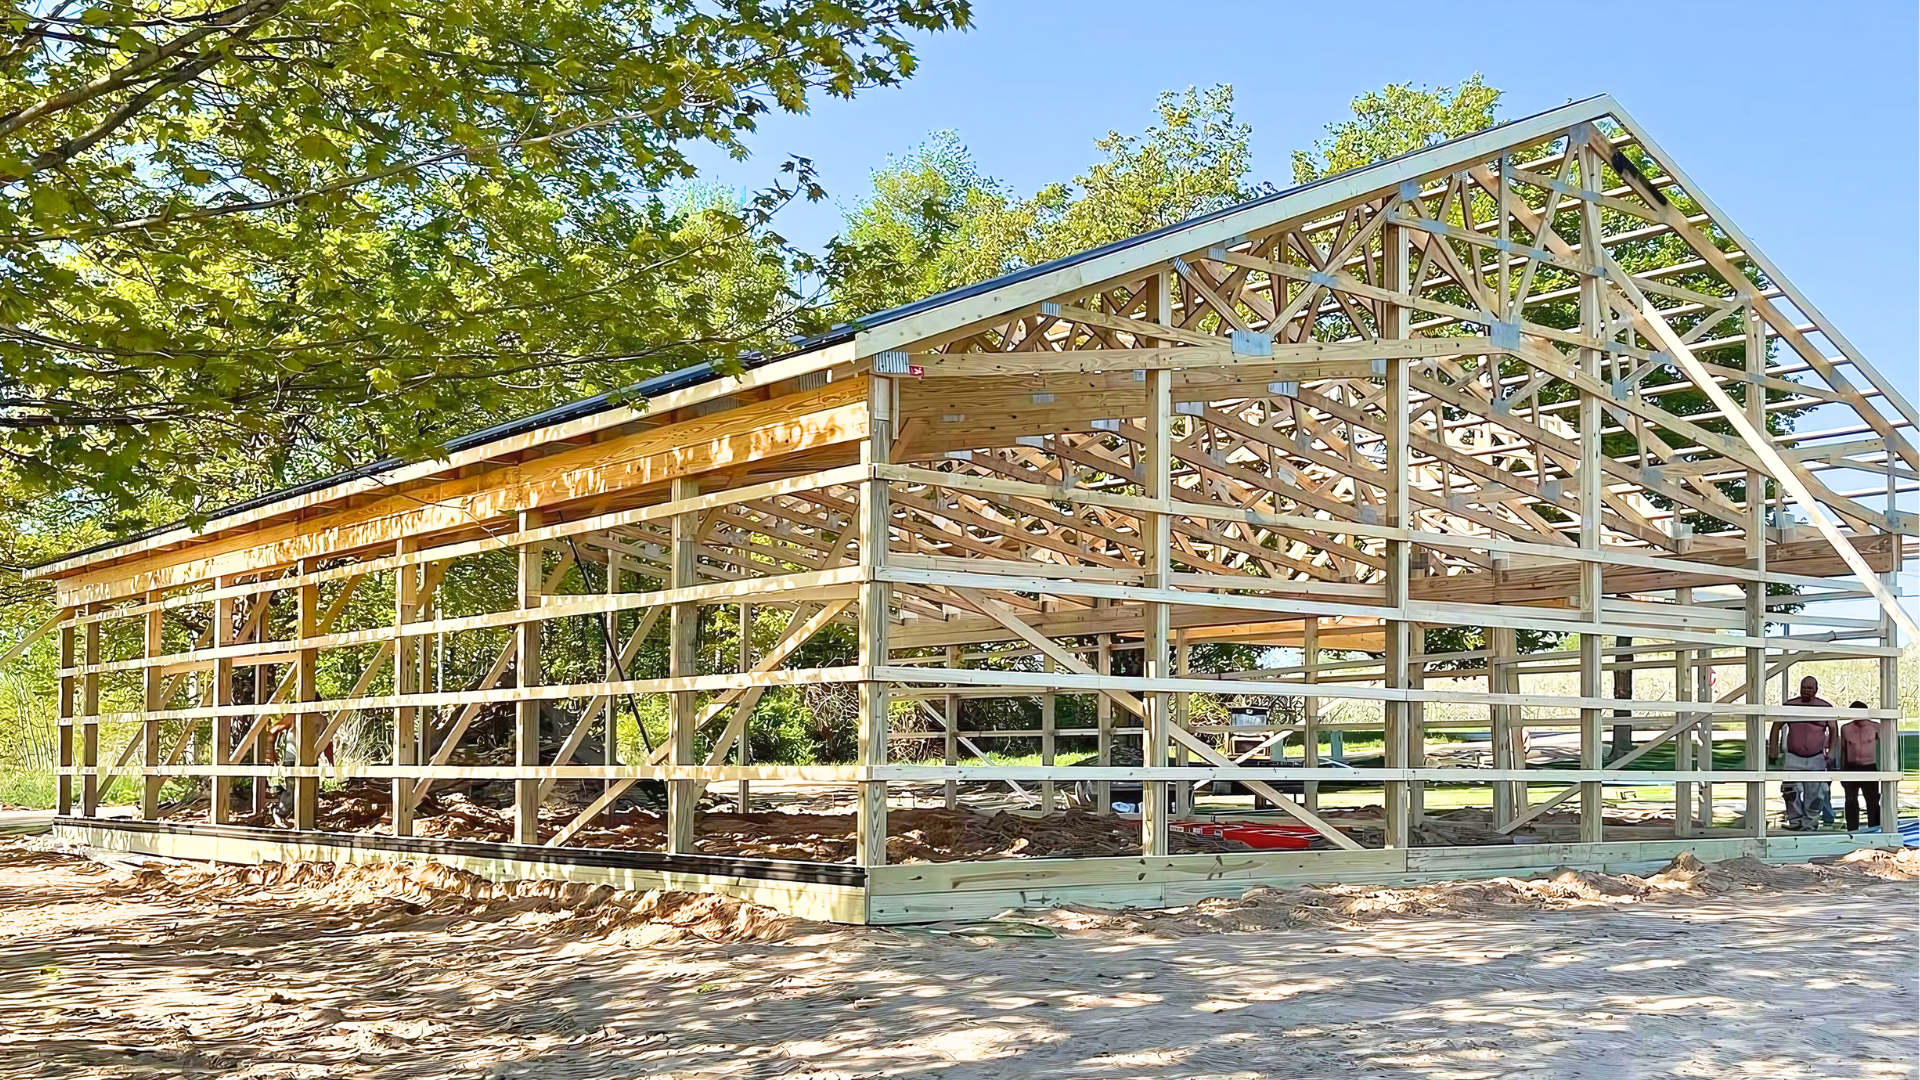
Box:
[943, 644, 960, 810]
[81, 611, 99, 817]
[56, 612, 75, 816]
[1673, 588, 1695, 838]
[606, 550, 624, 799]
[1139, 271, 1174, 856]
[856, 373, 893, 866]
[293, 568, 320, 831]
[1380, 218, 1412, 851]
[1094, 633, 1112, 816]
[1489, 625, 1515, 828]
[1302, 617, 1321, 811]
[1696, 654, 1714, 827]
[667, 485, 699, 853]
[515, 511, 544, 846]
[1575, 135, 1606, 845]
[737, 601, 752, 812]
[393, 541, 418, 836]
[1141, 369, 1174, 854]
[210, 582, 236, 825]
[1406, 626, 1426, 826]
[1041, 655, 1057, 813]
[141, 595, 164, 819]
[1742, 308, 1769, 839]
[1171, 633, 1191, 818]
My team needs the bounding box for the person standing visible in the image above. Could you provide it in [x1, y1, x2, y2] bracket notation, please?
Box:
[1767, 676, 1837, 831]
[1839, 700, 1884, 833]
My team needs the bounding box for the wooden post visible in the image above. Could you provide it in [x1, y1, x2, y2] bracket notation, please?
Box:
[1040, 655, 1057, 813]
[1880, 467, 1902, 833]
[515, 511, 544, 846]
[943, 644, 960, 810]
[1171, 632, 1191, 818]
[210, 583, 235, 825]
[737, 601, 752, 813]
[252, 617, 269, 815]
[1673, 591, 1695, 838]
[1134, 270, 1175, 855]
[393, 542, 418, 836]
[1094, 633, 1112, 816]
[81, 611, 99, 817]
[1141, 348, 1175, 853]
[606, 550, 624, 799]
[1743, 307, 1768, 839]
[1302, 617, 1321, 812]
[57, 612, 75, 817]
[141, 596, 163, 819]
[667, 483, 699, 854]
[1697, 651, 1715, 828]
[1406, 626, 1426, 826]
[1381, 217, 1413, 851]
[856, 373, 893, 865]
[293, 570, 319, 831]
[1488, 625, 1517, 828]
[1576, 134, 1606, 845]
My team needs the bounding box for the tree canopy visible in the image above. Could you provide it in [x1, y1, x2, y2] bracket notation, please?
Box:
[834, 85, 1252, 318]
[0, 0, 971, 522]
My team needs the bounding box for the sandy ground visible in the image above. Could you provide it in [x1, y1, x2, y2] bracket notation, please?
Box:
[3, 839, 1916, 1080]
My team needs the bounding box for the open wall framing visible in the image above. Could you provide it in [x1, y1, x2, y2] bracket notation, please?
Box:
[33, 96, 1912, 922]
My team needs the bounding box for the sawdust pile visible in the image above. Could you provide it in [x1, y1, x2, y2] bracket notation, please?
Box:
[94, 855, 806, 944]
[174, 786, 1254, 862]
[1035, 847, 1920, 937]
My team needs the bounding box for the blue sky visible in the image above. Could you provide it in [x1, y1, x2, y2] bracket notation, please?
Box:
[687, 0, 1919, 610]
[690, 0, 1917, 396]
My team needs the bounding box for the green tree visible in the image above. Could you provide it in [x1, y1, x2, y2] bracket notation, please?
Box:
[832, 132, 1013, 317]
[1290, 74, 1501, 183]
[833, 84, 1251, 315]
[0, 0, 970, 522]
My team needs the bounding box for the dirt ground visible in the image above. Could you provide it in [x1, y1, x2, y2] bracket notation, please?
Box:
[166, 782, 1678, 861]
[3, 839, 1915, 1080]
[175, 785, 1259, 861]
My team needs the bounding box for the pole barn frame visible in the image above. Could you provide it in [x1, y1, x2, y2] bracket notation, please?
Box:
[34, 95, 1915, 922]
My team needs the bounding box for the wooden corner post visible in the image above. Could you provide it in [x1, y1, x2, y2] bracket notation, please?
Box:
[1575, 133, 1606, 845]
[1141, 271, 1175, 856]
[1380, 216, 1412, 851]
[857, 374, 893, 866]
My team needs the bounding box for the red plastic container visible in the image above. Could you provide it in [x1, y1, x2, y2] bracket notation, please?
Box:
[1220, 825, 1314, 850]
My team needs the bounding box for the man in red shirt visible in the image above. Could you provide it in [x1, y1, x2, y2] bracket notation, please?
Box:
[1767, 675, 1837, 831]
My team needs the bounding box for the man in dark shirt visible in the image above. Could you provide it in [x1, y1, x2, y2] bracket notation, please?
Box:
[1767, 676, 1837, 830]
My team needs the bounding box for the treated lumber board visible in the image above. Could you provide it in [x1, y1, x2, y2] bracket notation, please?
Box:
[65, 464, 873, 627]
[29, 340, 860, 584]
[54, 821, 869, 924]
[864, 847, 1407, 895]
